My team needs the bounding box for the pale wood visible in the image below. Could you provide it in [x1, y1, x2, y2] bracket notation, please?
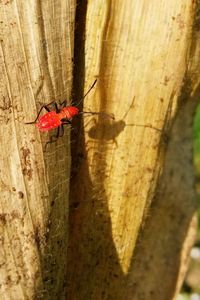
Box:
[0, 1, 75, 299]
[67, 0, 196, 299]
[125, 96, 198, 300]
[126, 20, 200, 300]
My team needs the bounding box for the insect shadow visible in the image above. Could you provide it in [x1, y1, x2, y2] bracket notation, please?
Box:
[87, 99, 162, 146]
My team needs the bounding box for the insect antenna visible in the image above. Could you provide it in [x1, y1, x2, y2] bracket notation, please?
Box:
[74, 79, 97, 107]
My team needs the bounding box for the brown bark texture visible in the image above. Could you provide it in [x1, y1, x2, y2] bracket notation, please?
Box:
[0, 0, 199, 300]
[67, 0, 199, 300]
[0, 1, 75, 299]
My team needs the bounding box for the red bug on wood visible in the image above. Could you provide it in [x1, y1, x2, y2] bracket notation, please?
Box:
[26, 80, 114, 148]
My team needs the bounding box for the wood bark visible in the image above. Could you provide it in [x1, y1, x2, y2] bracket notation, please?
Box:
[67, 0, 198, 299]
[0, 0, 199, 300]
[0, 1, 75, 299]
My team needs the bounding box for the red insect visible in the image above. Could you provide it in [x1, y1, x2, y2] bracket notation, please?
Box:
[26, 80, 113, 148]
[35, 106, 79, 132]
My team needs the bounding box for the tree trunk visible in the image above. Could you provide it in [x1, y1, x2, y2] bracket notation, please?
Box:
[0, 1, 75, 299]
[0, 0, 199, 300]
[67, 0, 198, 299]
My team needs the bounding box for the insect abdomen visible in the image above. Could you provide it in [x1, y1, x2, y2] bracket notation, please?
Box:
[36, 111, 61, 131]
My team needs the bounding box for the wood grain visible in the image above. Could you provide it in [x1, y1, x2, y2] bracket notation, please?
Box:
[67, 0, 196, 299]
[0, 1, 75, 299]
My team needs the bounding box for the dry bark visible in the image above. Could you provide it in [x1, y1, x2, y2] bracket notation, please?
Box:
[0, 1, 75, 299]
[0, 0, 199, 300]
[67, 0, 197, 299]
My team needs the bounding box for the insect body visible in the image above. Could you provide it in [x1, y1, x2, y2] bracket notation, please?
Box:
[36, 107, 79, 131]
[26, 80, 113, 148]
[26, 80, 97, 132]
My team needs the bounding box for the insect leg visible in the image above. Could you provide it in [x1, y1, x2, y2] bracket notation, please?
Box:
[44, 126, 60, 151]
[59, 100, 67, 107]
[61, 118, 72, 125]
[25, 101, 56, 124]
[59, 121, 72, 136]
[44, 121, 71, 151]
[59, 124, 65, 137]
[54, 102, 60, 113]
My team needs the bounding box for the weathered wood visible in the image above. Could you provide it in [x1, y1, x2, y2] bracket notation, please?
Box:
[0, 0, 198, 299]
[0, 1, 75, 299]
[126, 15, 200, 300]
[67, 0, 196, 299]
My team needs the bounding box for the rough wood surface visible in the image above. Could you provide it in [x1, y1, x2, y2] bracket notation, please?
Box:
[0, 0, 198, 299]
[0, 1, 75, 299]
[126, 14, 200, 300]
[67, 0, 196, 299]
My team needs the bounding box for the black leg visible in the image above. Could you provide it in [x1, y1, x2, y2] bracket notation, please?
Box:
[60, 100, 67, 107]
[54, 102, 60, 113]
[44, 126, 60, 151]
[44, 121, 71, 151]
[59, 125, 65, 137]
[61, 118, 72, 125]
[58, 122, 71, 140]
[25, 101, 56, 124]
